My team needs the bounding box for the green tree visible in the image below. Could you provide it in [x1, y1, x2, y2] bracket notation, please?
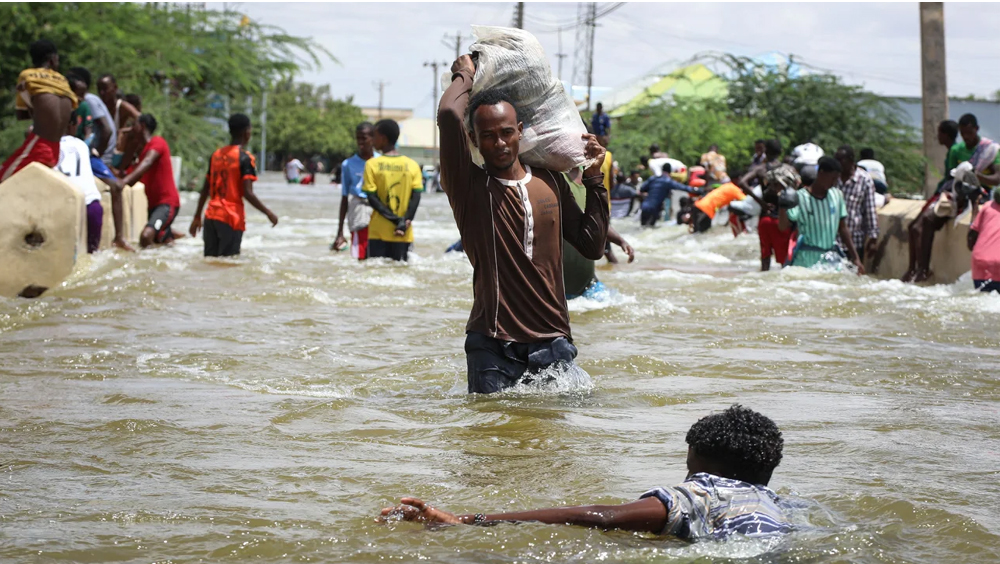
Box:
[611, 97, 773, 178]
[609, 55, 926, 193]
[265, 80, 366, 169]
[721, 55, 925, 193]
[0, 2, 332, 186]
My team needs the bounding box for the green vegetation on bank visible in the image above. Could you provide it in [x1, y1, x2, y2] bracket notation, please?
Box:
[265, 80, 365, 170]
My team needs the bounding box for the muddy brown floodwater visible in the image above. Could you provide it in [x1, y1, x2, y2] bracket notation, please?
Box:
[2, 178, 999, 563]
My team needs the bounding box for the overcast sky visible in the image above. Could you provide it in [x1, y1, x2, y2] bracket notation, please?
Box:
[211, 2, 1000, 118]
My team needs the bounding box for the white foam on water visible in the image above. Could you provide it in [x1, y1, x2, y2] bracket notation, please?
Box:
[499, 362, 595, 396]
[214, 375, 354, 399]
[624, 298, 691, 318]
[279, 287, 336, 306]
[567, 288, 636, 312]
[136, 352, 171, 366]
[363, 272, 418, 288]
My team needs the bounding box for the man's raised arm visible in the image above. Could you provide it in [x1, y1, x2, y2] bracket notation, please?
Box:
[437, 56, 476, 199]
[562, 134, 610, 260]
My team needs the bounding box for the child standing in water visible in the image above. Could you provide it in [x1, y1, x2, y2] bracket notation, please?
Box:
[380, 405, 790, 540]
[188, 113, 279, 257]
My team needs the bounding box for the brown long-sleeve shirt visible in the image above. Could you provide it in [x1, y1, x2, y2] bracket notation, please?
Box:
[437, 69, 609, 344]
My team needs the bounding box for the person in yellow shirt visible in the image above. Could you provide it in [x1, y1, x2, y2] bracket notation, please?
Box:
[1, 39, 78, 182]
[363, 119, 424, 261]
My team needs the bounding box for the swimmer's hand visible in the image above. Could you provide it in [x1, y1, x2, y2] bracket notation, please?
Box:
[267, 211, 279, 227]
[380, 497, 462, 525]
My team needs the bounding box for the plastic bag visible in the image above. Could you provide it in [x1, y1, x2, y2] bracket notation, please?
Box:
[459, 25, 593, 173]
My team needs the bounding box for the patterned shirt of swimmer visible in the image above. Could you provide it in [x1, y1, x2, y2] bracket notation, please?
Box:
[639, 472, 791, 540]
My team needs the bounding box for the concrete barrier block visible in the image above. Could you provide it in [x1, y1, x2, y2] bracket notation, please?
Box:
[0, 163, 85, 298]
[96, 179, 114, 250]
[870, 198, 972, 285]
[127, 183, 148, 243]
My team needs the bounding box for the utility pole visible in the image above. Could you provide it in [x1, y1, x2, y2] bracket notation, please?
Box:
[442, 31, 463, 59]
[512, 2, 524, 29]
[373, 80, 388, 119]
[556, 28, 567, 82]
[585, 3, 596, 111]
[920, 2, 948, 198]
[571, 2, 596, 109]
[424, 62, 446, 170]
[259, 87, 268, 172]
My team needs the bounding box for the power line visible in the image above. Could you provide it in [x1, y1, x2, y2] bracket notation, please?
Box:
[525, 2, 626, 33]
[442, 31, 464, 59]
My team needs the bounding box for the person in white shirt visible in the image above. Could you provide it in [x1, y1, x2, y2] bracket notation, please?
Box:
[285, 156, 305, 183]
[58, 131, 104, 253]
[857, 148, 888, 193]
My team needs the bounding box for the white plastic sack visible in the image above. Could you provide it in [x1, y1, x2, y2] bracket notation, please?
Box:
[459, 26, 593, 173]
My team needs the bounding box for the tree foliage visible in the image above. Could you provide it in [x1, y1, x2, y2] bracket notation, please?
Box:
[721, 55, 924, 192]
[611, 98, 773, 178]
[264, 80, 366, 167]
[610, 55, 926, 192]
[0, 2, 341, 186]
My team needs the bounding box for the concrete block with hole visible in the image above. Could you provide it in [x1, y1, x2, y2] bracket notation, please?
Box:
[0, 162, 85, 298]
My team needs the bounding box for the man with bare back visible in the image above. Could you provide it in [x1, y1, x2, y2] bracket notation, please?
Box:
[1, 39, 77, 182]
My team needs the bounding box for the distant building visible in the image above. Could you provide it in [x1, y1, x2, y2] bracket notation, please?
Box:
[397, 117, 439, 167]
[359, 107, 413, 122]
[893, 98, 1000, 143]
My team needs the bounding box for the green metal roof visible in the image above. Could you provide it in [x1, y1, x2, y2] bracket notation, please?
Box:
[609, 64, 728, 118]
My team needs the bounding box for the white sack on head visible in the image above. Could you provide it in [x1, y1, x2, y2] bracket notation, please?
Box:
[462, 25, 593, 173]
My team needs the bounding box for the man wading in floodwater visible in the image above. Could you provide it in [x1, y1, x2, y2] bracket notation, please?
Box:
[438, 55, 609, 394]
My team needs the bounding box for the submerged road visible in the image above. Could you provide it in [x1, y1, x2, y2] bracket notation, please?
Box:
[1, 177, 999, 562]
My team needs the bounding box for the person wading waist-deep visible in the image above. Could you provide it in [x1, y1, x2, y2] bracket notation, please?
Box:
[437, 55, 610, 394]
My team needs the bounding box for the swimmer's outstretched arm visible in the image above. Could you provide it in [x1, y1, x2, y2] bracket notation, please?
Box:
[380, 496, 666, 533]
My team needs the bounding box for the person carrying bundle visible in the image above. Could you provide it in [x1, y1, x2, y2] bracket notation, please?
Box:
[437, 53, 609, 394]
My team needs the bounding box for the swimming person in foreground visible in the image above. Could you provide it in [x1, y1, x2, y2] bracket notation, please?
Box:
[381, 405, 790, 540]
[437, 54, 609, 394]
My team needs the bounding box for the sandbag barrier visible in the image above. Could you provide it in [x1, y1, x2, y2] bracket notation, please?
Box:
[868, 198, 972, 284]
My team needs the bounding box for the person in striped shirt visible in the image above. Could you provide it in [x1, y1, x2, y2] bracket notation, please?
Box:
[380, 405, 791, 540]
[835, 145, 879, 261]
[780, 156, 865, 272]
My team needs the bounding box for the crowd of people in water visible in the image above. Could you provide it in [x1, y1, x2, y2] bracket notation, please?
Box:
[7, 40, 1000, 543]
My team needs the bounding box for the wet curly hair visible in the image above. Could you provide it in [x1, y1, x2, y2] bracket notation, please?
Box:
[685, 404, 783, 485]
[466, 88, 519, 135]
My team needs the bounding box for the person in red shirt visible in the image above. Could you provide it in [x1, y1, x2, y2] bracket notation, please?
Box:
[188, 113, 278, 257]
[120, 114, 182, 248]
